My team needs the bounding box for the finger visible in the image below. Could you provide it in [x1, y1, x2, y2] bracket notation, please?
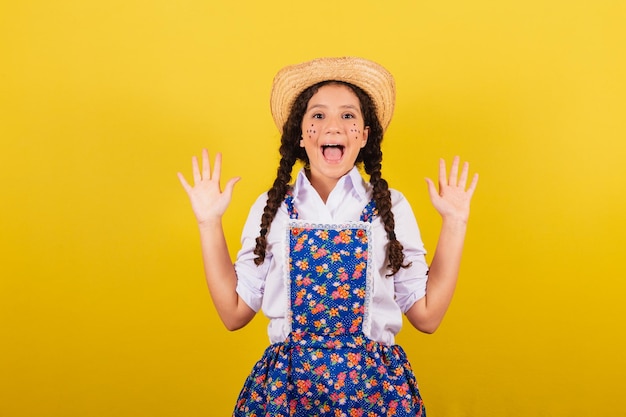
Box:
[448, 156, 460, 186]
[438, 158, 447, 190]
[467, 173, 479, 198]
[201, 148, 211, 180]
[222, 176, 241, 200]
[425, 177, 439, 200]
[458, 161, 469, 188]
[177, 172, 191, 193]
[191, 155, 201, 184]
[212, 152, 223, 184]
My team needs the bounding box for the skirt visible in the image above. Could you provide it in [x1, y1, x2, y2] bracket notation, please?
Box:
[233, 333, 426, 417]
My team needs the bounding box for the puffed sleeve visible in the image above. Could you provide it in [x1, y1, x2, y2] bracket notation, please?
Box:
[390, 190, 429, 313]
[234, 193, 271, 312]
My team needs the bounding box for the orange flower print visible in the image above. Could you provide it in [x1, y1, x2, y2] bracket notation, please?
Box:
[296, 259, 309, 271]
[395, 383, 409, 396]
[313, 319, 326, 330]
[295, 274, 312, 287]
[312, 246, 328, 259]
[295, 314, 307, 325]
[328, 307, 339, 317]
[349, 408, 364, 417]
[349, 316, 362, 333]
[313, 284, 327, 296]
[330, 353, 344, 364]
[316, 263, 329, 275]
[367, 391, 381, 405]
[332, 230, 352, 244]
[333, 378, 345, 390]
[293, 288, 306, 306]
[315, 229, 329, 240]
[347, 352, 361, 368]
[331, 283, 350, 300]
[312, 303, 326, 314]
[296, 379, 312, 395]
[273, 392, 286, 405]
[352, 303, 365, 315]
[330, 391, 347, 405]
[352, 262, 366, 279]
[329, 251, 341, 262]
[354, 246, 367, 259]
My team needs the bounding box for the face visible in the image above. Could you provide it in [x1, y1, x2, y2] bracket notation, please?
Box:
[300, 83, 369, 188]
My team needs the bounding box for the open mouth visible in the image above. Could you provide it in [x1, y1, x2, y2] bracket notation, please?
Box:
[321, 144, 345, 161]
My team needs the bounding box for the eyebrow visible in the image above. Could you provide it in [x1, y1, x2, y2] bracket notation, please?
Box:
[306, 104, 361, 112]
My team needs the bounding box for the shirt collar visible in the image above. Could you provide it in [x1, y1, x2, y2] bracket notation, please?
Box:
[291, 166, 369, 202]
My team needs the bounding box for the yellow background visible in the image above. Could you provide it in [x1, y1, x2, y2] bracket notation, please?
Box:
[1, 0, 625, 415]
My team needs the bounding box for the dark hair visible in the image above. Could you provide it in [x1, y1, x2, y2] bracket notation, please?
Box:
[253, 81, 410, 276]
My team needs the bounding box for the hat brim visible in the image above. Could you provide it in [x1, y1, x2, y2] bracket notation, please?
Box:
[270, 57, 396, 133]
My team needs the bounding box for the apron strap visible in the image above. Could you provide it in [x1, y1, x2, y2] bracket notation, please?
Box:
[284, 189, 378, 223]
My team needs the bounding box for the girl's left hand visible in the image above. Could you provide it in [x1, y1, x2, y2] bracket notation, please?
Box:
[425, 156, 479, 223]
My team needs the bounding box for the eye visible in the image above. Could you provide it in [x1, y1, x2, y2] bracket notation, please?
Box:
[342, 113, 355, 119]
[312, 113, 324, 119]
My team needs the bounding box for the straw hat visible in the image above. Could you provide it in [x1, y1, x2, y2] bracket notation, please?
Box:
[270, 57, 396, 133]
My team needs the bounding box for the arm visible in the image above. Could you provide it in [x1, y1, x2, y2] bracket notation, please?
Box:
[405, 156, 478, 334]
[178, 149, 256, 331]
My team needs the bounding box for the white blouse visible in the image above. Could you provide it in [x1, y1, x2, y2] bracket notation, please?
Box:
[235, 167, 429, 346]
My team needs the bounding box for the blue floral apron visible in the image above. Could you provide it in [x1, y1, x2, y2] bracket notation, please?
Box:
[233, 194, 425, 416]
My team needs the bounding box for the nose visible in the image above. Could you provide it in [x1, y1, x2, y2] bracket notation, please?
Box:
[324, 116, 342, 134]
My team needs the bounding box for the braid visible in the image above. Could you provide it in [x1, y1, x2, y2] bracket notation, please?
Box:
[253, 152, 295, 265]
[365, 158, 411, 276]
[354, 86, 411, 277]
[253, 85, 313, 265]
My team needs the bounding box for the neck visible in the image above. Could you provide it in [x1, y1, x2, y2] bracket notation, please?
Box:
[305, 170, 339, 204]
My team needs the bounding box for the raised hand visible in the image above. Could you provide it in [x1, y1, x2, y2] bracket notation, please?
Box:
[425, 156, 478, 223]
[177, 149, 240, 225]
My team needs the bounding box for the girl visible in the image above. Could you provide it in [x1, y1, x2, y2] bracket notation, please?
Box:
[178, 57, 478, 417]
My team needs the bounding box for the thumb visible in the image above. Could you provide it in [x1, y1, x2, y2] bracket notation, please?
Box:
[222, 176, 242, 199]
[425, 177, 438, 199]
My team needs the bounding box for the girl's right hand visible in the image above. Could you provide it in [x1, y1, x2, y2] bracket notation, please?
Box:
[177, 149, 241, 225]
